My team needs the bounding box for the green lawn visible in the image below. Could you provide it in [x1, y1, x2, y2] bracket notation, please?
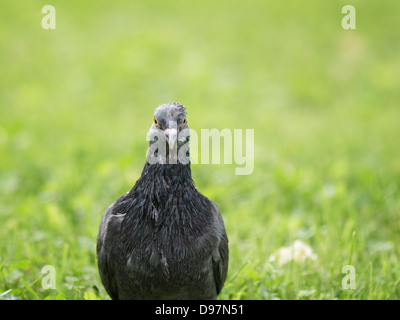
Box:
[0, 0, 399, 300]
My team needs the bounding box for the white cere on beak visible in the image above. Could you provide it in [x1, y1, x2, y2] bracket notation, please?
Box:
[164, 128, 178, 149]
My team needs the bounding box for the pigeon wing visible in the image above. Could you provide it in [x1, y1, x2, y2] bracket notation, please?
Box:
[210, 202, 229, 296]
[96, 202, 125, 300]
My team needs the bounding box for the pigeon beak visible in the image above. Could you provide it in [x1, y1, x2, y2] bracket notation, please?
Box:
[164, 128, 178, 149]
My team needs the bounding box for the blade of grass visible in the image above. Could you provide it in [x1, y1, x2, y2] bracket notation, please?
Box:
[226, 260, 250, 285]
[348, 231, 356, 266]
[20, 278, 40, 300]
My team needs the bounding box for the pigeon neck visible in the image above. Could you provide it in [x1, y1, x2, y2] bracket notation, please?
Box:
[129, 162, 197, 224]
[140, 162, 195, 189]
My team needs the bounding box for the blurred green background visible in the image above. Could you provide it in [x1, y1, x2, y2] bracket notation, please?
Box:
[0, 0, 399, 299]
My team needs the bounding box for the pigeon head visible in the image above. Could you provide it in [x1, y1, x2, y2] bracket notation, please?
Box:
[147, 102, 190, 164]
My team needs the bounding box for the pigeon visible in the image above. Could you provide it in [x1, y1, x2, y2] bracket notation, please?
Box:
[96, 102, 229, 300]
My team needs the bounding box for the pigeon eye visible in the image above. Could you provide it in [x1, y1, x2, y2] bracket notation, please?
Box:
[181, 118, 187, 127]
[154, 117, 160, 128]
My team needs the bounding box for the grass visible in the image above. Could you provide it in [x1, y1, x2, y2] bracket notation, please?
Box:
[0, 0, 399, 300]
